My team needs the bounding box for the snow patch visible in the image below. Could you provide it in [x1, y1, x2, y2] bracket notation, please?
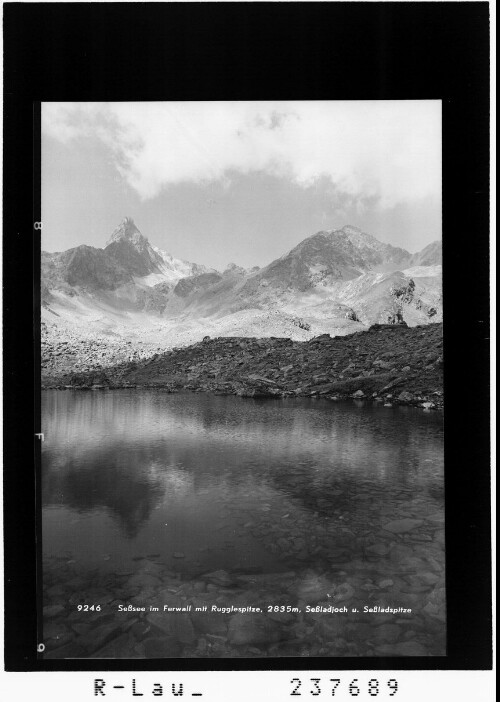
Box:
[401, 265, 442, 278]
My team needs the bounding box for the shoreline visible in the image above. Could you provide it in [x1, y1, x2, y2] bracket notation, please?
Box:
[41, 322, 443, 410]
[41, 386, 443, 412]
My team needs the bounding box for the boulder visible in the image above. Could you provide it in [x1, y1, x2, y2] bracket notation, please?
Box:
[372, 360, 393, 370]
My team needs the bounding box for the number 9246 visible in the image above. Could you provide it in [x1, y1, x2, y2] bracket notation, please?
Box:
[77, 604, 102, 611]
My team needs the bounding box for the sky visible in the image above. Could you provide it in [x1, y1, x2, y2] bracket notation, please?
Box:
[42, 101, 441, 270]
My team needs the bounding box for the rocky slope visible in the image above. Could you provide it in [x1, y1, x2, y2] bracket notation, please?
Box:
[244, 225, 412, 294]
[408, 240, 442, 267]
[43, 322, 443, 409]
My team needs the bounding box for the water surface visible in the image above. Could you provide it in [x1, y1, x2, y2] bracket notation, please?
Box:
[42, 390, 445, 658]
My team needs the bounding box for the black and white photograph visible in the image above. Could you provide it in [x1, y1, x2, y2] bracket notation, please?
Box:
[2, 4, 492, 698]
[39, 100, 446, 660]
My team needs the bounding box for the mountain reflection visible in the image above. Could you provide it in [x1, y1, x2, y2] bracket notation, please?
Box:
[42, 390, 444, 539]
[42, 449, 167, 538]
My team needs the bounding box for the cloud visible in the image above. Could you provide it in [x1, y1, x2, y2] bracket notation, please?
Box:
[42, 101, 441, 206]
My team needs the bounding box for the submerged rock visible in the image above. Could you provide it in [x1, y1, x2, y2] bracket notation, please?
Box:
[143, 636, 183, 657]
[374, 624, 402, 643]
[333, 582, 355, 603]
[204, 570, 237, 587]
[383, 518, 424, 533]
[227, 614, 285, 645]
[90, 633, 135, 658]
[43, 604, 65, 618]
[77, 622, 123, 654]
[146, 612, 196, 644]
[44, 641, 86, 659]
[191, 612, 228, 636]
[374, 640, 429, 656]
[366, 543, 391, 556]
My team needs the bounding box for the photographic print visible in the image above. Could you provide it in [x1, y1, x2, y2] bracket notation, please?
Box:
[39, 100, 445, 660]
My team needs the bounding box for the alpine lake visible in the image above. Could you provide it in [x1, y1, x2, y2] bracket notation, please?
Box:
[41, 389, 445, 659]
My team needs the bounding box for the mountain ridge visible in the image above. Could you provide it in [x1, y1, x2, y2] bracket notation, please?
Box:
[242, 225, 416, 297]
[41, 218, 442, 375]
[42, 217, 213, 298]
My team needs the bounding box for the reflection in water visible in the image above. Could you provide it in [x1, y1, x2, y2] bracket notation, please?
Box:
[42, 390, 445, 659]
[43, 451, 167, 538]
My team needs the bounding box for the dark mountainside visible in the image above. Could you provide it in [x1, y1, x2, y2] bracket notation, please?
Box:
[43, 323, 443, 409]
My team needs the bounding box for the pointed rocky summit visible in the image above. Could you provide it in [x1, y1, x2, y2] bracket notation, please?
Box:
[107, 217, 144, 245]
[105, 217, 164, 276]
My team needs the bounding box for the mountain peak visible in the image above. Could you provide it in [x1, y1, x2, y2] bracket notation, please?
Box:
[107, 217, 144, 246]
[105, 217, 165, 276]
[223, 262, 246, 276]
[336, 225, 380, 247]
[325, 225, 410, 261]
[340, 224, 363, 235]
